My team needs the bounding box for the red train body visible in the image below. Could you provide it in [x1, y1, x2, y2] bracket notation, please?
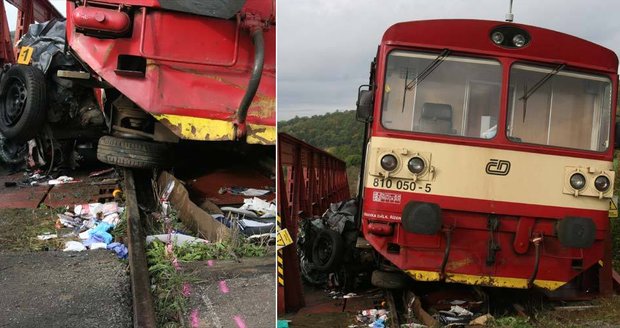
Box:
[357, 19, 618, 294]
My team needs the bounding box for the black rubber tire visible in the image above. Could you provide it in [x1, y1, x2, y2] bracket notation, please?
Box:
[0, 65, 46, 142]
[311, 229, 345, 272]
[97, 135, 172, 169]
[371, 270, 409, 289]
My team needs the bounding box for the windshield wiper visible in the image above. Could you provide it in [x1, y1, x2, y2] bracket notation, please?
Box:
[406, 49, 451, 90]
[401, 49, 451, 112]
[519, 63, 565, 122]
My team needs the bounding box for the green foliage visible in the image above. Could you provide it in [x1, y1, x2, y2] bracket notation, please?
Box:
[492, 316, 533, 328]
[146, 238, 268, 325]
[278, 110, 364, 166]
[112, 209, 127, 240]
[146, 240, 191, 326]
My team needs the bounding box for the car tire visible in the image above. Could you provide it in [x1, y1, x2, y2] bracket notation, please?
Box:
[0, 65, 46, 142]
[97, 135, 172, 169]
[311, 229, 344, 272]
[371, 270, 409, 289]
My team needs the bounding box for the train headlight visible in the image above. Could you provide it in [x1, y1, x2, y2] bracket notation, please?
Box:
[491, 31, 504, 44]
[513, 34, 526, 47]
[569, 173, 586, 190]
[380, 154, 398, 171]
[594, 175, 610, 192]
[407, 157, 425, 174]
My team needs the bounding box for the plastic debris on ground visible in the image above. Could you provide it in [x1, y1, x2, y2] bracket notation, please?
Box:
[63, 241, 86, 252]
[38, 201, 129, 259]
[276, 320, 290, 328]
[435, 305, 474, 326]
[108, 242, 128, 259]
[218, 186, 273, 197]
[88, 167, 115, 178]
[419, 290, 487, 327]
[469, 313, 493, 326]
[48, 176, 77, 185]
[356, 308, 389, 328]
[215, 197, 276, 240]
[37, 233, 57, 240]
[146, 233, 209, 246]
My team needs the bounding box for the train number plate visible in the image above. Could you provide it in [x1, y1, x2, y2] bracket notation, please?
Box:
[372, 177, 432, 193]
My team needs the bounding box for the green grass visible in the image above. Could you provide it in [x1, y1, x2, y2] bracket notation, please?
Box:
[491, 316, 533, 328]
[147, 237, 269, 325]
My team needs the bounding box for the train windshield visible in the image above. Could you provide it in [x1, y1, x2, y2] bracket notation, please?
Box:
[507, 64, 612, 152]
[381, 51, 502, 138]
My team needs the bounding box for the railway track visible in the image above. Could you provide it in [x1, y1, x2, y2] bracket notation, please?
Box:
[123, 168, 157, 327]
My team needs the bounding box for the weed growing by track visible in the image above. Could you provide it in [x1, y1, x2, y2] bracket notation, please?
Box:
[147, 236, 269, 326]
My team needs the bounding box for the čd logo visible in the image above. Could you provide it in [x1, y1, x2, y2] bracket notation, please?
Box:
[485, 159, 511, 176]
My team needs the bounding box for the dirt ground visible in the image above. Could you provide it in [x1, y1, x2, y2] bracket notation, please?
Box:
[183, 256, 276, 327]
[0, 251, 132, 328]
[0, 204, 132, 328]
[0, 208, 64, 252]
[280, 281, 620, 328]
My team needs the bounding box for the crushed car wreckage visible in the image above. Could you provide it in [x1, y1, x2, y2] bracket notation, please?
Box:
[0, 0, 276, 171]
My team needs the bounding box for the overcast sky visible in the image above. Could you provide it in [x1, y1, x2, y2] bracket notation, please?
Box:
[4, 0, 66, 29]
[277, 0, 620, 120]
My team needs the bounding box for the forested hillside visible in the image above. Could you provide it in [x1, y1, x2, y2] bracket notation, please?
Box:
[278, 110, 365, 166]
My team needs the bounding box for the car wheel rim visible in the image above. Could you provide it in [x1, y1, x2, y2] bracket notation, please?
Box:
[317, 237, 333, 264]
[2, 78, 27, 127]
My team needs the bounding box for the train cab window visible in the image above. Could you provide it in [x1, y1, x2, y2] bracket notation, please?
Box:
[507, 64, 612, 151]
[381, 51, 502, 139]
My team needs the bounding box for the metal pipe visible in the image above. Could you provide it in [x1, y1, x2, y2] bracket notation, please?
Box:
[235, 27, 264, 139]
[527, 235, 543, 288]
[439, 228, 452, 280]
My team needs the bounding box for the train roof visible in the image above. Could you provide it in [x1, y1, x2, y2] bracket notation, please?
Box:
[382, 19, 618, 73]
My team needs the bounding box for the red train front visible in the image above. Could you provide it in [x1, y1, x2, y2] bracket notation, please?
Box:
[356, 19, 618, 293]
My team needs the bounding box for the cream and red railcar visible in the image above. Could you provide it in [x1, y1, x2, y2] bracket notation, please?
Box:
[356, 19, 618, 294]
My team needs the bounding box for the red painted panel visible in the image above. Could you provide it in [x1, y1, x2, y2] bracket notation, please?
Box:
[66, 0, 275, 128]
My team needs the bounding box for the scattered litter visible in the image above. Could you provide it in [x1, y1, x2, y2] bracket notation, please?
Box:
[356, 308, 389, 327]
[214, 213, 276, 237]
[57, 213, 81, 228]
[90, 242, 107, 250]
[220, 207, 258, 219]
[277, 320, 290, 328]
[248, 232, 276, 243]
[436, 305, 474, 325]
[75, 202, 120, 219]
[102, 213, 120, 226]
[146, 233, 209, 246]
[88, 167, 115, 177]
[90, 231, 113, 244]
[63, 241, 86, 252]
[161, 180, 175, 202]
[91, 178, 119, 185]
[79, 230, 91, 240]
[240, 197, 276, 218]
[37, 233, 57, 240]
[469, 313, 493, 326]
[107, 242, 128, 259]
[48, 176, 76, 185]
[218, 186, 272, 197]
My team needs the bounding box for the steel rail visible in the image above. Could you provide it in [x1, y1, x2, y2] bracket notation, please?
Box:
[124, 168, 157, 327]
